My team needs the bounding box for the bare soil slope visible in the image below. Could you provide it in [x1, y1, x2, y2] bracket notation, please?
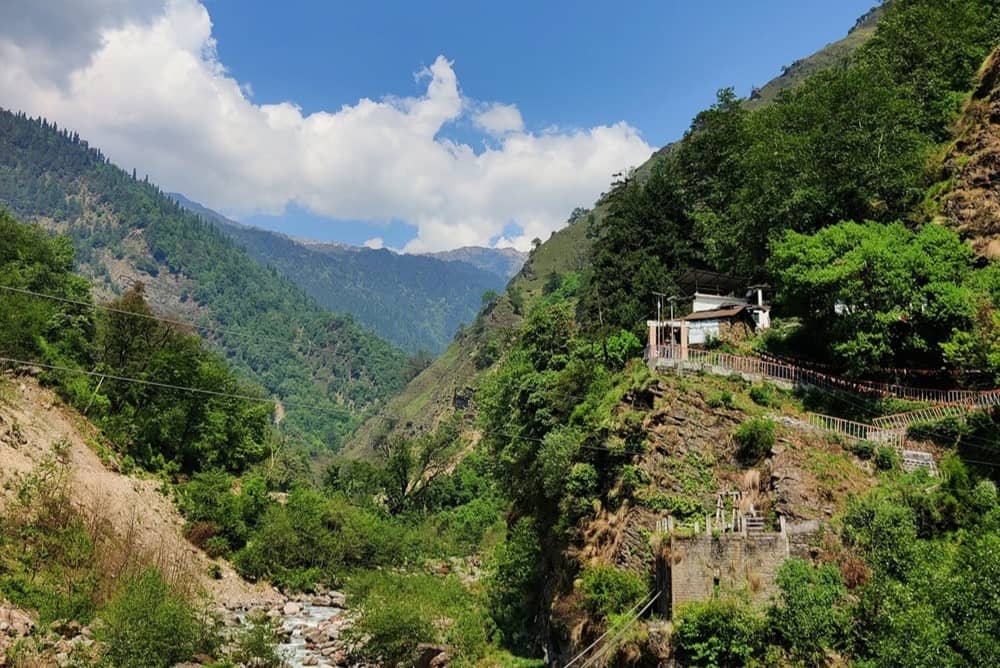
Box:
[0, 374, 280, 609]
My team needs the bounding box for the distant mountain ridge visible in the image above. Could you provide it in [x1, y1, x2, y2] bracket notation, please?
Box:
[0, 108, 408, 450]
[169, 194, 515, 354]
[422, 246, 527, 279]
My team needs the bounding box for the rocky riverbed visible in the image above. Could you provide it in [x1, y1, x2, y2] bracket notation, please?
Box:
[1, 589, 366, 668]
[220, 589, 368, 668]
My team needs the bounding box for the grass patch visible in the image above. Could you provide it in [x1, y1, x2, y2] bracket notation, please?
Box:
[636, 491, 704, 520]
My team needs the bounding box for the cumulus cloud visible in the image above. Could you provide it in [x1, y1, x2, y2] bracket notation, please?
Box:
[362, 237, 385, 250]
[0, 0, 653, 251]
[0, 0, 162, 83]
[473, 103, 524, 136]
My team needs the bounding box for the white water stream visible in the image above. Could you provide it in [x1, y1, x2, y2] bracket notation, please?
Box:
[277, 603, 344, 668]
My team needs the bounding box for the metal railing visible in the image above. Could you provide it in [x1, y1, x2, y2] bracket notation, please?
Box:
[649, 348, 1000, 407]
[872, 404, 972, 430]
[806, 412, 903, 447]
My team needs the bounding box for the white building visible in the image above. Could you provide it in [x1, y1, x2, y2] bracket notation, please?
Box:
[646, 271, 771, 359]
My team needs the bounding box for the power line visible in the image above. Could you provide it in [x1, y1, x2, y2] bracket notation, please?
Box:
[0, 284, 323, 353]
[0, 355, 344, 414]
[564, 592, 654, 668]
[580, 592, 661, 668]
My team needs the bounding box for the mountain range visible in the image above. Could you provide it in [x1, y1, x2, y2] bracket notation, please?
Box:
[0, 108, 407, 450]
[168, 194, 525, 354]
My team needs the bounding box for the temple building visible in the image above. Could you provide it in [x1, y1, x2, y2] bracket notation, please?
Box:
[646, 270, 771, 361]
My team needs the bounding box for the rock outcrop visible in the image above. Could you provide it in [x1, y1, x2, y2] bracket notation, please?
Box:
[940, 47, 1000, 257]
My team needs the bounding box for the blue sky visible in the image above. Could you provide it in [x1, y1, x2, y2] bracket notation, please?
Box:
[2, 0, 879, 251]
[206, 0, 877, 247]
[207, 1, 875, 145]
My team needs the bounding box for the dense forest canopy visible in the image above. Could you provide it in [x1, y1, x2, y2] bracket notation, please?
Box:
[0, 109, 409, 451]
[582, 0, 1000, 374]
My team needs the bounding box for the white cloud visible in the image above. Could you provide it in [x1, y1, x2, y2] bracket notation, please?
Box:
[0, 0, 653, 252]
[362, 237, 385, 249]
[473, 103, 524, 136]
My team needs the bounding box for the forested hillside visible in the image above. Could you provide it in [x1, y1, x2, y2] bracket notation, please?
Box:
[171, 193, 514, 354]
[346, 1, 1000, 665]
[343, 0, 891, 455]
[0, 209, 525, 666]
[0, 110, 408, 450]
[583, 0, 1000, 373]
[6, 0, 1000, 665]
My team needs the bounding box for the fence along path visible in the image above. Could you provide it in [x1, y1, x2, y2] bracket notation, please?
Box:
[872, 404, 973, 430]
[652, 349, 1000, 473]
[806, 413, 902, 448]
[657, 349, 1000, 407]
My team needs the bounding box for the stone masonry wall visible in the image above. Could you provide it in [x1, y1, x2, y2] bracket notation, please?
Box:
[668, 532, 790, 616]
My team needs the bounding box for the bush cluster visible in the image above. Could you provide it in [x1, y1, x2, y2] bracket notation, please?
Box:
[734, 418, 776, 463]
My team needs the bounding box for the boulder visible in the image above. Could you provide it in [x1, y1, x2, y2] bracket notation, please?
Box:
[0, 604, 34, 637]
[415, 643, 450, 668]
[282, 601, 302, 616]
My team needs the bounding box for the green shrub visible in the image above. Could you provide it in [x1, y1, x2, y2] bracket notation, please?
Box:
[673, 598, 765, 667]
[96, 568, 215, 668]
[734, 418, 776, 463]
[639, 492, 703, 520]
[229, 612, 284, 668]
[486, 517, 542, 648]
[579, 564, 647, 620]
[842, 494, 917, 578]
[749, 384, 779, 407]
[852, 440, 875, 460]
[875, 446, 900, 471]
[768, 559, 850, 665]
[604, 330, 643, 369]
[345, 572, 495, 666]
[442, 497, 503, 548]
[707, 390, 735, 409]
[619, 465, 647, 497]
[566, 463, 599, 498]
[346, 597, 433, 666]
[907, 416, 965, 446]
[203, 535, 230, 559]
[0, 458, 99, 625]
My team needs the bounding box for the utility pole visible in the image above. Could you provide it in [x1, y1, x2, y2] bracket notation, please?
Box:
[667, 295, 680, 359]
[652, 291, 666, 356]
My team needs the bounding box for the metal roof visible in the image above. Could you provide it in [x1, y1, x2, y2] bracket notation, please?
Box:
[682, 305, 750, 321]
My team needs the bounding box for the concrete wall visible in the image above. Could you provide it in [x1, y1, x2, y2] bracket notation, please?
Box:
[668, 532, 790, 616]
[687, 320, 721, 345]
[693, 292, 748, 313]
[652, 358, 796, 391]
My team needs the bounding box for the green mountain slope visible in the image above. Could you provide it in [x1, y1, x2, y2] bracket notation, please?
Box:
[341, 3, 901, 456]
[343, 213, 590, 457]
[170, 193, 513, 354]
[0, 108, 408, 450]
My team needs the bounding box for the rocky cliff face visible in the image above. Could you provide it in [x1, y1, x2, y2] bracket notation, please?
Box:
[941, 47, 1000, 257]
[547, 373, 877, 664]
